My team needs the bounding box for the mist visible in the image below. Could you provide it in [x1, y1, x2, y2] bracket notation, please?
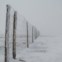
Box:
[0, 0, 62, 36]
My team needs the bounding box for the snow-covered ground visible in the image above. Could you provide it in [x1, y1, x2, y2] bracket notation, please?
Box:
[0, 36, 62, 62]
[16, 36, 62, 62]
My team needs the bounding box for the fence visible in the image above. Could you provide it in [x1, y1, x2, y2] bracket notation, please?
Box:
[0, 5, 40, 62]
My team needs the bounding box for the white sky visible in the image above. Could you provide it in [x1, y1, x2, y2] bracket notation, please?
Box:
[0, 0, 62, 36]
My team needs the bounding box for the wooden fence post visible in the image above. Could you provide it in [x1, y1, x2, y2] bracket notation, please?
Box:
[32, 26, 34, 43]
[5, 5, 10, 62]
[13, 11, 17, 59]
[26, 22, 29, 48]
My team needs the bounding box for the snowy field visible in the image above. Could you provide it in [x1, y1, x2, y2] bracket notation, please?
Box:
[0, 36, 62, 62]
[0, 37, 33, 62]
[15, 36, 62, 62]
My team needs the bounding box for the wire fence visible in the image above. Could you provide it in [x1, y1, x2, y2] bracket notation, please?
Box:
[0, 5, 40, 62]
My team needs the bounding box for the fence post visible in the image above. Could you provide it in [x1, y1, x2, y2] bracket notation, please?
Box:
[26, 22, 29, 48]
[5, 5, 10, 62]
[13, 11, 17, 59]
[32, 26, 34, 43]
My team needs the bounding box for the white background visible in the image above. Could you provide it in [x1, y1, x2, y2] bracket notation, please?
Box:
[0, 0, 62, 36]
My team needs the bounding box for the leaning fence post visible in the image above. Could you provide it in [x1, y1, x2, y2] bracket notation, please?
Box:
[26, 22, 29, 48]
[13, 11, 17, 59]
[5, 5, 10, 62]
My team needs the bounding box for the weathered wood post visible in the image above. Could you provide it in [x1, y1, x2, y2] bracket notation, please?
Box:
[32, 26, 34, 43]
[5, 5, 10, 62]
[13, 11, 17, 59]
[26, 22, 29, 48]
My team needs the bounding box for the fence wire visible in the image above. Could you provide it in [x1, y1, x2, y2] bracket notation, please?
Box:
[0, 5, 40, 62]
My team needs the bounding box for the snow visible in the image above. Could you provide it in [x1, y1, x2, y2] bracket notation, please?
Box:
[16, 36, 62, 62]
[0, 36, 62, 62]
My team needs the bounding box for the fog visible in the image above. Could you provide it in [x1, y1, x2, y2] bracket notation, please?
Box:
[0, 0, 62, 36]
